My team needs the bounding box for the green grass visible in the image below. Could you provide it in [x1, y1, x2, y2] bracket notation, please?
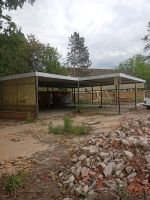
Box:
[49, 116, 88, 135]
[3, 171, 25, 191]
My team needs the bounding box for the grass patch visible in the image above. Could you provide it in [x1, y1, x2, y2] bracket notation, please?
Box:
[3, 171, 25, 191]
[49, 116, 88, 135]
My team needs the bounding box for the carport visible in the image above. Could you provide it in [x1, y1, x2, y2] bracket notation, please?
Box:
[0, 72, 145, 119]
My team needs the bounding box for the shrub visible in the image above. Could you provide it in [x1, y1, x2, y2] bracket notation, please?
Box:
[3, 171, 25, 191]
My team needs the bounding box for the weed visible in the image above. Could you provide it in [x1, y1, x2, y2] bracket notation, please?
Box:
[64, 116, 73, 132]
[75, 125, 88, 135]
[50, 126, 63, 134]
[49, 116, 88, 135]
[3, 171, 25, 191]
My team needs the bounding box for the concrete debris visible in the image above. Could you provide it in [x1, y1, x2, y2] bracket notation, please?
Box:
[61, 117, 150, 199]
[123, 150, 134, 159]
[103, 162, 116, 177]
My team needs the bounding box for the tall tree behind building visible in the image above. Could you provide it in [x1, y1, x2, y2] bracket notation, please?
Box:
[67, 32, 92, 76]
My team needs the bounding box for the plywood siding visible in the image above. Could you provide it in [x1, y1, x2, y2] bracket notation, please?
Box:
[0, 77, 36, 119]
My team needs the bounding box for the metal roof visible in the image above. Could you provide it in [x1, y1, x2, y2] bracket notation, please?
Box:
[0, 72, 145, 88]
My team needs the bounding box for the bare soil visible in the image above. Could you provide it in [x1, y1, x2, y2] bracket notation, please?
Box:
[0, 108, 149, 200]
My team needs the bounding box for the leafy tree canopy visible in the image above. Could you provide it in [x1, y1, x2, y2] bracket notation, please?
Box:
[116, 54, 150, 89]
[0, 32, 67, 76]
[67, 32, 91, 76]
[0, 0, 36, 32]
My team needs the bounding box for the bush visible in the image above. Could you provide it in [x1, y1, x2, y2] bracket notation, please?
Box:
[3, 171, 25, 191]
[49, 116, 88, 135]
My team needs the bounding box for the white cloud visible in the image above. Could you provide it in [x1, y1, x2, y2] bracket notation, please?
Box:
[8, 0, 150, 67]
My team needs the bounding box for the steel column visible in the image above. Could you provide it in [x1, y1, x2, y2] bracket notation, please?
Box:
[135, 82, 137, 109]
[77, 80, 80, 104]
[115, 85, 118, 105]
[92, 86, 94, 104]
[99, 85, 103, 108]
[35, 76, 39, 119]
[117, 78, 121, 114]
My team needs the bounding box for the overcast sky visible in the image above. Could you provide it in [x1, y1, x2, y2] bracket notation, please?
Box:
[9, 0, 150, 68]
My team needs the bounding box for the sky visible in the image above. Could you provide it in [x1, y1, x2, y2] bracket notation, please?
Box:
[8, 0, 150, 68]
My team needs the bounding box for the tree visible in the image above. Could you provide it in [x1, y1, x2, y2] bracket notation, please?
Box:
[116, 54, 150, 89]
[67, 32, 91, 76]
[142, 22, 150, 60]
[0, 31, 67, 76]
[27, 34, 45, 72]
[43, 44, 67, 75]
[0, 0, 36, 32]
[26, 35, 67, 74]
[0, 28, 30, 75]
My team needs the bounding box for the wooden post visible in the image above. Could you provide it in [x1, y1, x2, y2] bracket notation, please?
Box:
[135, 82, 137, 109]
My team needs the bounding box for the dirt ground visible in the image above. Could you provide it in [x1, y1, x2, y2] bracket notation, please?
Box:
[0, 107, 150, 200]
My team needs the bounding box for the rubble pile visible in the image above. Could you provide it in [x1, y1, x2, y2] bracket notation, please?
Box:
[61, 117, 150, 199]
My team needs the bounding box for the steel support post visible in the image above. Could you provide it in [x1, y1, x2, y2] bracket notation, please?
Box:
[92, 86, 94, 104]
[77, 81, 80, 105]
[99, 85, 103, 108]
[35, 76, 39, 119]
[135, 82, 137, 109]
[118, 78, 121, 114]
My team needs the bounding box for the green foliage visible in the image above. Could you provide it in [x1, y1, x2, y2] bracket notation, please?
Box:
[0, 0, 36, 32]
[3, 171, 25, 191]
[74, 125, 88, 135]
[63, 116, 73, 132]
[67, 32, 92, 76]
[27, 34, 45, 72]
[0, 32, 67, 76]
[49, 116, 88, 135]
[49, 126, 63, 135]
[0, 30, 31, 76]
[116, 54, 150, 89]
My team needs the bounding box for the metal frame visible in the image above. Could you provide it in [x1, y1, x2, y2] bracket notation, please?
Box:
[0, 72, 145, 117]
[0, 72, 145, 85]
